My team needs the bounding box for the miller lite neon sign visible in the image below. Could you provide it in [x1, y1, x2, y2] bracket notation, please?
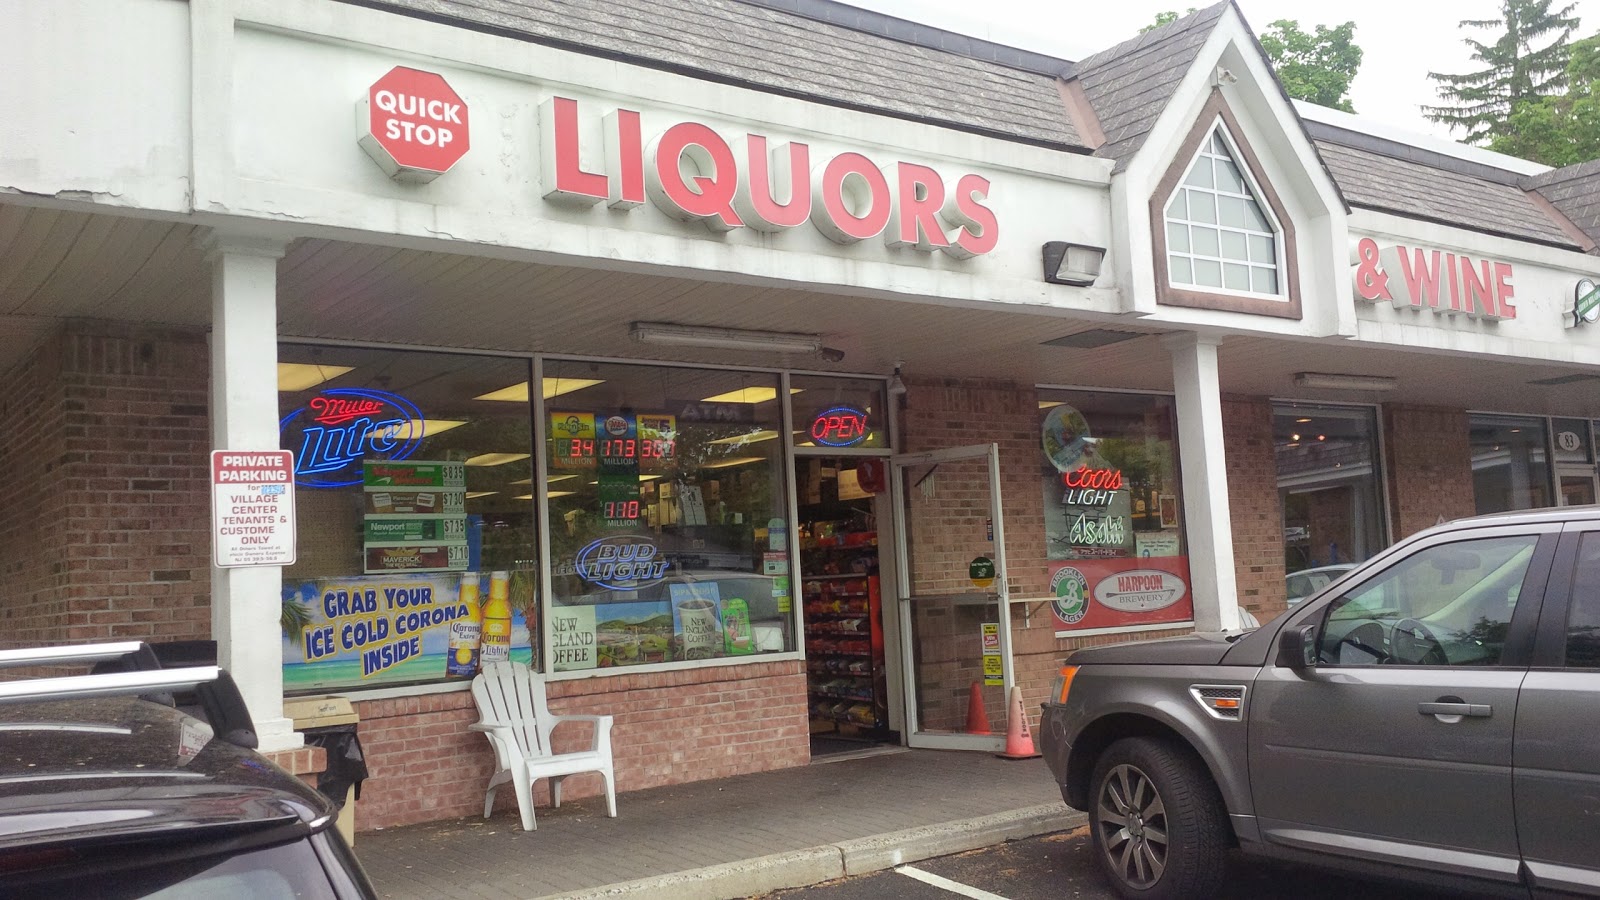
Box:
[279, 388, 425, 488]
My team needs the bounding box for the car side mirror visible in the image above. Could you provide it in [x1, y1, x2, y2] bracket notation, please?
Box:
[1276, 623, 1317, 673]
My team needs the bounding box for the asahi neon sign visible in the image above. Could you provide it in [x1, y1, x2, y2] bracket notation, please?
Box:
[279, 388, 425, 488]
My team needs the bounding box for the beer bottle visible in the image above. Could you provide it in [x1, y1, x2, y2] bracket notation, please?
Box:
[480, 570, 513, 664]
[445, 572, 483, 678]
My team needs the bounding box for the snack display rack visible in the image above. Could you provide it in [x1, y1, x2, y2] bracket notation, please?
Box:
[801, 528, 888, 734]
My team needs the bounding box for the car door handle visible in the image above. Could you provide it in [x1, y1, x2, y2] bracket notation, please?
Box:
[1418, 701, 1492, 718]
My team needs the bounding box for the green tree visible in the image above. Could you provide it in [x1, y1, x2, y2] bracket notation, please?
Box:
[1140, 13, 1363, 112]
[1257, 19, 1363, 112]
[1141, 9, 1197, 33]
[1425, 0, 1582, 144]
[1488, 34, 1600, 164]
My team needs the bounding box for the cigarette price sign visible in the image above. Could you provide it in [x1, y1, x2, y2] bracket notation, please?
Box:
[212, 450, 297, 568]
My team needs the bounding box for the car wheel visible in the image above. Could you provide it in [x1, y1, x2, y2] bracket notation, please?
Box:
[1088, 737, 1227, 900]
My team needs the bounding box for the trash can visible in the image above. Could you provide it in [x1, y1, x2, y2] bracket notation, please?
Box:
[285, 696, 366, 846]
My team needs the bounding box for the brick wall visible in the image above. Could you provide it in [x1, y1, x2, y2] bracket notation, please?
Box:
[1383, 404, 1475, 541]
[1222, 396, 1287, 617]
[0, 320, 212, 648]
[353, 661, 808, 829]
[0, 329, 71, 648]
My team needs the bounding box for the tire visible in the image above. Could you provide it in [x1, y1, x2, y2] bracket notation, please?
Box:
[1087, 736, 1228, 900]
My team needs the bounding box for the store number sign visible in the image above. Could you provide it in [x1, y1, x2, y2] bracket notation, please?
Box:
[212, 451, 297, 568]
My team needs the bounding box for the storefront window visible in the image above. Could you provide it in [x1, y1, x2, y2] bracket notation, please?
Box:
[1038, 391, 1192, 634]
[1471, 414, 1551, 514]
[278, 346, 538, 692]
[1274, 403, 1386, 581]
[542, 361, 796, 671]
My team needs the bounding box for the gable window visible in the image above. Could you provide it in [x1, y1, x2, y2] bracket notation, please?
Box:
[1165, 128, 1280, 296]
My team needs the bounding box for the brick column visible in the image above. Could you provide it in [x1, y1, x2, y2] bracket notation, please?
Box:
[202, 229, 300, 752]
[1383, 404, 1475, 540]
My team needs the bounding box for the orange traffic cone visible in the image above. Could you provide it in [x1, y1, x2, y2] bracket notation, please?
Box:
[965, 681, 991, 735]
[997, 685, 1041, 760]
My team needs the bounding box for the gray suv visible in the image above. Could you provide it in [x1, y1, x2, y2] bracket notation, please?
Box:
[1040, 507, 1600, 899]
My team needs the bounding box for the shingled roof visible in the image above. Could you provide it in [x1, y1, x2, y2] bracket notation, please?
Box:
[1070, 2, 1229, 169]
[1526, 159, 1600, 253]
[341, 0, 1086, 150]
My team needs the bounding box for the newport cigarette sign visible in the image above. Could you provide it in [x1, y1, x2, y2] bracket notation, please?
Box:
[358, 66, 470, 182]
[212, 450, 297, 568]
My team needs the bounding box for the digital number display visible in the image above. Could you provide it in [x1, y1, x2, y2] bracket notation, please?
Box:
[563, 438, 596, 458]
[603, 501, 641, 521]
[596, 439, 675, 460]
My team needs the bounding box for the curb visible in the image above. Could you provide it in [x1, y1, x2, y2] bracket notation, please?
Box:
[533, 803, 1084, 900]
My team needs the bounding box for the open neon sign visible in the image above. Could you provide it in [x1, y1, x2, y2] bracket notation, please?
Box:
[811, 406, 869, 447]
[279, 388, 425, 488]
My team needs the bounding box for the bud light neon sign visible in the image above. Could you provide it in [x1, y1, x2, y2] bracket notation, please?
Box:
[810, 406, 869, 447]
[575, 535, 670, 591]
[279, 388, 425, 488]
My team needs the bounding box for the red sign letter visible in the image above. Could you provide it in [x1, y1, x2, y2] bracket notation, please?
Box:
[539, 97, 609, 205]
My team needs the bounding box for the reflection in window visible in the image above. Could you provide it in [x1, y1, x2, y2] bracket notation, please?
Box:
[1275, 404, 1385, 579]
[543, 361, 795, 671]
[1318, 535, 1536, 667]
[1165, 127, 1281, 295]
[1471, 415, 1551, 514]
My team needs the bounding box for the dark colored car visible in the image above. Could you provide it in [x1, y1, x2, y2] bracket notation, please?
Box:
[0, 643, 376, 899]
[1040, 507, 1600, 899]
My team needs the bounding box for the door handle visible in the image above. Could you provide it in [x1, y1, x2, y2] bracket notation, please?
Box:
[1418, 701, 1492, 718]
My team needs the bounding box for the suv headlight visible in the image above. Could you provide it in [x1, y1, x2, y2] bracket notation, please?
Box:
[1048, 665, 1078, 705]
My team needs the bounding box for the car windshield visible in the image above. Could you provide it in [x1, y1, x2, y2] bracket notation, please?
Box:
[1, 834, 341, 900]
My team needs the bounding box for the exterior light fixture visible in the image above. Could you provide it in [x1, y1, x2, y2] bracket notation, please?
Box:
[1292, 372, 1397, 392]
[887, 363, 908, 397]
[630, 322, 824, 355]
[1041, 242, 1106, 286]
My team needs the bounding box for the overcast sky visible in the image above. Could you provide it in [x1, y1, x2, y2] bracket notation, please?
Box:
[842, 0, 1599, 142]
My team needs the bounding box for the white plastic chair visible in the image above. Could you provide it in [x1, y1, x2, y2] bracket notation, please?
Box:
[469, 660, 617, 831]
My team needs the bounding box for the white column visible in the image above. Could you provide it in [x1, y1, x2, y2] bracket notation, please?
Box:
[1163, 333, 1241, 632]
[202, 229, 301, 752]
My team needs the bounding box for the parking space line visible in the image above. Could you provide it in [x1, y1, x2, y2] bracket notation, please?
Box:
[893, 865, 1014, 900]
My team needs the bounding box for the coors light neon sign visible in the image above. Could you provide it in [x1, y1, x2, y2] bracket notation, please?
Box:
[538, 97, 999, 258]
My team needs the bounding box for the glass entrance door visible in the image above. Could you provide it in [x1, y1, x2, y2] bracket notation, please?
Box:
[1558, 468, 1597, 507]
[889, 444, 1009, 750]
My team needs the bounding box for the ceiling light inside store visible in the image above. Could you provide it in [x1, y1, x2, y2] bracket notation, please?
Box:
[631, 322, 824, 355]
[277, 363, 354, 392]
[392, 419, 467, 438]
[465, 452, 532, 467]
[700, 387, 802, 404]
[466, 491, 498, 499]
[473, 379, 606, 402]
[1292, 372, 1397, 391]
[1041, 329, 1140, 349]
[1295, 417, 1312, 424]
[1039, 401, 1065, 410]
[704, 456, 765, 469]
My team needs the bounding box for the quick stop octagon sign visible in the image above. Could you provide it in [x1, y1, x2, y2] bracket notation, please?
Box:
[357, 66, 470, 182]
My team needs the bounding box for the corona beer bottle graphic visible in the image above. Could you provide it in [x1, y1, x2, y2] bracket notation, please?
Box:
[480, 570, 513, 664]
[445, 572, 483, 678]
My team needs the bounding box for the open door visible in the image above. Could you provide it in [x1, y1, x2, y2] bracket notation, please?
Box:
[889, 443, 1009, 750]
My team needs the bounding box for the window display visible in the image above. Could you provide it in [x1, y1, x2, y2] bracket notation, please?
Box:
[789, 376, 890, 449]
[278, 346, 538, 692]
[1275, 403, 1386, 578]
[1471, 414, 1551, 514]
[1039, 391, 1191, 634]
[543, 361, 797, 671]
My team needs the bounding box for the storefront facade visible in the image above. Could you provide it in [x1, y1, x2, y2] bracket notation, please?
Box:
[4, 0, 1600, 830]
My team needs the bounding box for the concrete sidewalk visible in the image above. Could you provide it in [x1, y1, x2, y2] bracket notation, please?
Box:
[355, 747, 1083, 900]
